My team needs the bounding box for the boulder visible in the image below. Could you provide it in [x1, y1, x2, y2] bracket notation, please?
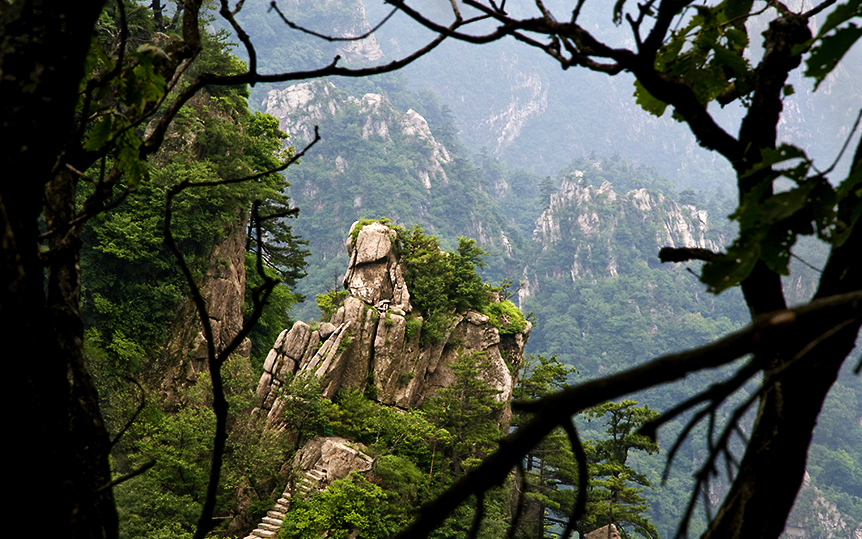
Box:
[586, 524, 621, 539]
[293, 436, 373, 486]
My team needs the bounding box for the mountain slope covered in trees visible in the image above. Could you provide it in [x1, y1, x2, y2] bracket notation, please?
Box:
[4, 1, 860, 539]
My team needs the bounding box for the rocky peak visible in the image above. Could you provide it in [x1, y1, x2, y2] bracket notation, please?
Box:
[530, 173, 723, 283]
[342, 221, 411, 311]
[263, 81, 451, 191]
[255, 221, 530, 423]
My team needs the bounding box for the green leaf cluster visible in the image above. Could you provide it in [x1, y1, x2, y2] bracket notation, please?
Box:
[113, 358, 291, 539]
[316, 289, 350, 321]
[635, 0, 755, 115]
[279, 473, 402, 539]
[485, 299, 527, 334]
[801, 0, 862, 90]
[390, 224, 502, 346]
[702, 144, 862, 292]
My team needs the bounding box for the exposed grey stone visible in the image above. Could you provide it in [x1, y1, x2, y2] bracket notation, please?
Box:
[294, 436, 373, 487]
[318, 322, 336, 340]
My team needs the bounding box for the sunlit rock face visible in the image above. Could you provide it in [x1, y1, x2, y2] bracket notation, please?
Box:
[254, 221, 530, 423]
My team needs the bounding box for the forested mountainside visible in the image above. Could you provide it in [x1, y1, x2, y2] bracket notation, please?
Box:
[248, 63, 861, 536]
[38, 2, 858, 539]
[362, 0, 862, 187]
[263, 79, 525, 319]
[226, 0, 861, 191]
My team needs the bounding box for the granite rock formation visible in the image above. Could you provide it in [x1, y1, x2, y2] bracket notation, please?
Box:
[255, 220, 530, 418]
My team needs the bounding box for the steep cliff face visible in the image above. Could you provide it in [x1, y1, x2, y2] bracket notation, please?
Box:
[270, 0, 384, 63]
[782, 475, 862, 539]
[475, 54, 548, 157]
[522, 171, 724, 303]
[155, 212, 252, 406]
[255, 221, 530, 418]
[263, 80, 452, 191]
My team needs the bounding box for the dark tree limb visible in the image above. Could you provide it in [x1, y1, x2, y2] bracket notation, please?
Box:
[269, 1, 399, 43]
[162, 130, 321, 539]
[395, 291, 862, 539]
[658, 247, 719, 263]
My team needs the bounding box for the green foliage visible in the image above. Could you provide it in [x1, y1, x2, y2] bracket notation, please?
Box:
[635, 0, 755, 115]
[373, 454, 425, 503]
[245, 251, 304, 374]
[514, 363, 660, 538]
[329, 389, 444, 461]
[280, 372, 336, 452]
[800, 0, 862, 90]
[578, 401, 661, 539]
[404, 317, 423, 341]
[484, 299, 527, 334]
[82, 31, 308, 374]
[702, 145, 861, 293]
[278, 473, 397, 539]
[349, 217, 390, 243]
[113, 358, 291, 539]
[422, 352, 504, 479]
[391, 224, 518, 346]
[316, 289, 349, 321]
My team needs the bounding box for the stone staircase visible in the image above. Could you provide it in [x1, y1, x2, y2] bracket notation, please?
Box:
[243, 464, 328, 538]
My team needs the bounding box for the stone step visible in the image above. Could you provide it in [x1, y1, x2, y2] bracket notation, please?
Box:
[259, 522, 280, 532]
[251, 529, 277, 538]
[273, 503, 289, 512]
[262, 517, 283, 526]
[277, 497, 291, 505]
[267, 510, 285, 519]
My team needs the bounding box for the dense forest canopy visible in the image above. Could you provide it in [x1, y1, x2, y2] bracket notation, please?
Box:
[1, 1, 860, 539]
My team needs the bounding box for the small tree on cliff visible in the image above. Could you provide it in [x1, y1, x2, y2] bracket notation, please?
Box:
[514, 359, 659, 539]
[423, 351, 505, 482]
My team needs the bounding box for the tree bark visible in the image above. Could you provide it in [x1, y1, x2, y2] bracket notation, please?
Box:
[2, 2, 116, 538]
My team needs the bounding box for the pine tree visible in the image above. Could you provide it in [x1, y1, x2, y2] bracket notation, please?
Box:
[577, 401, 661, 539]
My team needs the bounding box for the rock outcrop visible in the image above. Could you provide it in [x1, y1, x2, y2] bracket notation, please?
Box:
[585, 524, 621, 539]
[242, 436, 373, 539]
[255, 220, 530, 419]
[156, 210, 252, 407]
[520, 172, 724, 306]
[262, 80, 452, 190]
[245, 221, 530, 537]
[781, 474, 862, 539]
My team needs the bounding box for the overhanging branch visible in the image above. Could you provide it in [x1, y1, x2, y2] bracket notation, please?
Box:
[395, 291, 862, 538]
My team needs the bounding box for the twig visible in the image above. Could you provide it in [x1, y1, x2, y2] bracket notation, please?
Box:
[109, 376, 147, 449]
[269, 1, 399, 42]
[561, 420, 588, 539]
[468, 492, 486, 539]
[817, 107, 862, 177]
[505, 462, 528, 539]
[659, 246, 719, 262]
[98, 459, 156, 491]
[790, 252, 823, 273]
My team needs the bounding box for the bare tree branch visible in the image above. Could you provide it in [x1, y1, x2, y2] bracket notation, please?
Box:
[97, 459, 156, 492]
[658, 246, 719, 263]
[269, 1, 399, 43]
[108, 376, 147, 449]
[162, 130, 322, 539]
[395, 291, 862, 538]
